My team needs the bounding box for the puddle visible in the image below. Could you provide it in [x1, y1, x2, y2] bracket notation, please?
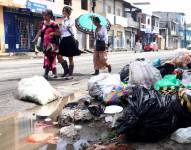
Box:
[0, 92, 109, 150]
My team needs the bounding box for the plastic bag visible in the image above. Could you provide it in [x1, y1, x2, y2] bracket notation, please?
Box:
[178, 88, 191, 112]
[18, 76, 62, 105]
[129, 61, 162, 89]
[182, 70, 191, 88]
[116, 86, 179, 141]
[88, 73, 122, 101]
[157, 62, 175, 77]
[104, 83, 129, 105]
[154, 75, 180, 91]
[119, 64, 129, 82]
[171, 127, 191, 143]
[36, 37, 44, 52]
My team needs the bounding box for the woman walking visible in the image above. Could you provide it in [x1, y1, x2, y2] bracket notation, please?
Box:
[92, 17, 111, 75]
[58, 6, 80, 79]
[33, 9, 60, 79]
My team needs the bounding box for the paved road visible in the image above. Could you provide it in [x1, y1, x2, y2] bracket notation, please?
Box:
[0, 50, 176, 116]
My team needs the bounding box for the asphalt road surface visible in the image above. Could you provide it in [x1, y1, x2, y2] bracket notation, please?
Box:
[0, 50, 176, 116]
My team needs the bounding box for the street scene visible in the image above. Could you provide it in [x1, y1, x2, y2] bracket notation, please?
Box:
[1, 0, 191, 150]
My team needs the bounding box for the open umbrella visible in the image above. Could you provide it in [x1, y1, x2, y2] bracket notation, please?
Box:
[75, 13, 111, 34]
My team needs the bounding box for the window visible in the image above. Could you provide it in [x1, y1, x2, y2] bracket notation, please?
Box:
[156, 21, 159, 27]
[141, 14, 146, 24]
[64, 0, 72, 6]
[81, 0, 88, 10]
[147, 19, 150, 25]
[107, 5, 111, 13]
[116, 8, 121, 16]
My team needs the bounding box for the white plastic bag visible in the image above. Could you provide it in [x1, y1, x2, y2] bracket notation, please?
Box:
[129, 60, 162, 89]
[88, 73, 122, 100]
[18, 76, 62, 105]
[171, 127, 191, 143]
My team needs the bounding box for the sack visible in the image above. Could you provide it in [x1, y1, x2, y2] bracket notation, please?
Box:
[96, 40, 106, 51]
[17, 76, 62, 105]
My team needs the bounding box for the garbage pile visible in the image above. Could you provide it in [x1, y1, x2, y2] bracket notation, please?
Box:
[87, 50, 191, 142]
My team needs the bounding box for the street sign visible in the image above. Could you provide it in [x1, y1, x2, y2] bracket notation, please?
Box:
[27, 1, 47, 13]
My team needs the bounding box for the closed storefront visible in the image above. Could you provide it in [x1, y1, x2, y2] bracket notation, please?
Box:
[3, 7, 42, 52]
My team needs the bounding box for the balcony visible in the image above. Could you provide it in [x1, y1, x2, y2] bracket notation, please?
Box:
[127, 18, 139, 28]
[103, 12, 128, 27]
[115, 16, 128, 27]
[171, 30, 177, 36]
[105, 13, 115, 25]
[152, 26, 159, 34]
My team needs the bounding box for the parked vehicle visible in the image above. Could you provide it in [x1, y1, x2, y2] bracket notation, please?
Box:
[187, 44, 191, 50]
[143, 42, 158, 51]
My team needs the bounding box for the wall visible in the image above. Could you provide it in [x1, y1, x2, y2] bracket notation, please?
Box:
[0, 6, 5, 52]
[68, 0, 91, 50]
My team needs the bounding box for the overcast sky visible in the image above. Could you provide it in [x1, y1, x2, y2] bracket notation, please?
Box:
[127, 0, 191, 23]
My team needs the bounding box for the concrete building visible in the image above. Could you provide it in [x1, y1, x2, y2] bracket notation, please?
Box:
[0, 0, 142, 53]
[185, 24, 191, 47]
[0, 0, 25, 53]
[62, 0, 92, 51]
[94, 0, 141, 51]
[153, 11, 186, 49]
[0, 0, 92, 53]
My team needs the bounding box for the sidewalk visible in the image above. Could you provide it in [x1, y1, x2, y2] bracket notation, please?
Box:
[0, 52, 44, 60]
[0, 49, 136, 61]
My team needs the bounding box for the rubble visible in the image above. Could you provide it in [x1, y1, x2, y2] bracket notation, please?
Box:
[60, 124, 78, 138]
[59, 107, 93, 125]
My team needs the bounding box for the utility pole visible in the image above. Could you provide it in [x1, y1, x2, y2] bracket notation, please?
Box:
[114, 0, 116, 24]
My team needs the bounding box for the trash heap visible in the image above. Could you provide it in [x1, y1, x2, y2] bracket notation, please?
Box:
[87, 50, 191, 143]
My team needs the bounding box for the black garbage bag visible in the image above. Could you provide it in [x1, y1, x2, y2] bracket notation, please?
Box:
[157, 63, 176, 77]
[116, 86, 179, 142]
[119, 64, 129, 82]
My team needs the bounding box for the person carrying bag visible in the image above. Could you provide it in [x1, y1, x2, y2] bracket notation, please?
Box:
[91, 17, 111, 75]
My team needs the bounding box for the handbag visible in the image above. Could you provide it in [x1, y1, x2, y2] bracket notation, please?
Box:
[96, 40, 106, 51]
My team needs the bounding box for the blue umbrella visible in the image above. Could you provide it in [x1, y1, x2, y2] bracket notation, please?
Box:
[75, 13, 111, 34]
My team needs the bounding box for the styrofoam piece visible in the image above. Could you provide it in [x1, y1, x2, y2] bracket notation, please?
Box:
[104, 105, 123, 114]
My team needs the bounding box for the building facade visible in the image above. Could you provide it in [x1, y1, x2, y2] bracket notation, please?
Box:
[94, 0, 140, 51]
[153, 11, 185, 49]
[0, 0, 64, 53]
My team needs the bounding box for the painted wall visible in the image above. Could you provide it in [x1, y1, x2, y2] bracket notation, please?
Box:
[0, 6, 5, 52]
